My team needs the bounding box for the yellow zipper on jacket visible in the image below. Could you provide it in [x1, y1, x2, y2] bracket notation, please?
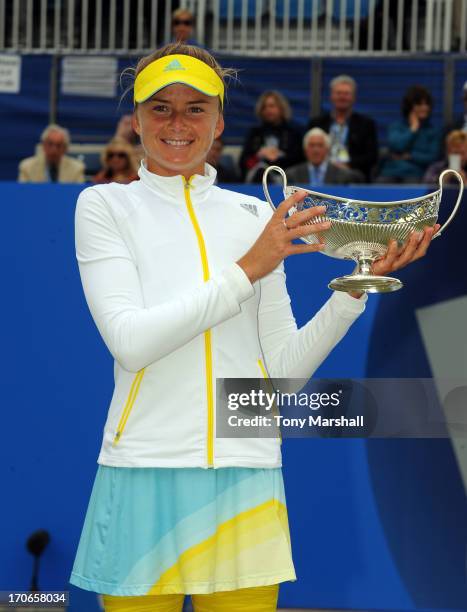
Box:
[112, 368, 145, 446]
[183, 176, 214, 467]
[257, 358, 282, 444]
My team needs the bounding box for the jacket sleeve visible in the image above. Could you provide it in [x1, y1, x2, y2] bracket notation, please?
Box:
[349, 117, 379, 173]
[18, 160, 28, 182]
[280, 124, 306, 169]
[75, 187, 255, 372]
[258, 262, 367, 379]
[387, 121, 416, 153]
[410, 129, 441, 167]
[75, 161, 85, 183]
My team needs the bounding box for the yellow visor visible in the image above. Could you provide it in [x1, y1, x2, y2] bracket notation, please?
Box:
[134, 54, 224, 108]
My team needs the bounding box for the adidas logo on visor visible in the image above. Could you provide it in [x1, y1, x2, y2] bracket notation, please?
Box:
[164, 59, 185, 72]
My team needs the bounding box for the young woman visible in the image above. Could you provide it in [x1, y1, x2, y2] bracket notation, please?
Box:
[69, 43, 438, 612]
[239, 90, 304, 182]
[378, 85, 441, 183]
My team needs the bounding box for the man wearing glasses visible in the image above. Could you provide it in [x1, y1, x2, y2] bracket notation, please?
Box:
[18, 124, 84, 183]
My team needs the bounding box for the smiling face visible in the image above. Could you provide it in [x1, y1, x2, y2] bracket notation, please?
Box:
[132, 83, 224, 179]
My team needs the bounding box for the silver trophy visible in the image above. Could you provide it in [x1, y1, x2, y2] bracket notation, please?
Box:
[263, 166, 464, 293]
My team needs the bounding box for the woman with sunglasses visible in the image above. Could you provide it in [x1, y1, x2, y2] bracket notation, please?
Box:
[69, 43, 438, 612]
[93, 138, 139, 185]
[171, 8, 198, 45]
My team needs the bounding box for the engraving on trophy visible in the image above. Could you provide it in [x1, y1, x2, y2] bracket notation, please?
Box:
[263, 166, 464, 293]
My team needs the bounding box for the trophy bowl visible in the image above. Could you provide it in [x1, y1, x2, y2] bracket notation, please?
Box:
[263, 166, 464, 293]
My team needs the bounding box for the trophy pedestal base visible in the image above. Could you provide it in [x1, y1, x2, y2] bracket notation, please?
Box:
[329, 274, 403, 293]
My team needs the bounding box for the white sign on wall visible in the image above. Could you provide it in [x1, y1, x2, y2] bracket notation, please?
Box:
[61, 56, 118, 98]
[0, 54, 21, 94]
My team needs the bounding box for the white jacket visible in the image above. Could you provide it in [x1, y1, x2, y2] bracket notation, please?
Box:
[75, 161, 367, 469]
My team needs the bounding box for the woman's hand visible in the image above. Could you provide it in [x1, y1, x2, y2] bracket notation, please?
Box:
[237, 191, 331, 284]
[348, 223, 441, 299]
[409, 110, 420, 132]
[372, 224, 440, 275]
[258, 146, 282, 162]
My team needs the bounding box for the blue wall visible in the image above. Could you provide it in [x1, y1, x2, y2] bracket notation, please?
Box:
[1, 183, 466, 612]
[0, 55, 52, 181]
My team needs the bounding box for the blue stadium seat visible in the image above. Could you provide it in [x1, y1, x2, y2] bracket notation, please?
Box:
[276, 0, 325, 19]
[219, 0, 265, 19]
[68, 151, 102, 178]
[331, 0, 381, 20]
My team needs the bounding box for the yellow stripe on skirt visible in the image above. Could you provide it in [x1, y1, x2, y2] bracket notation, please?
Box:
[69, 466, 296, 596]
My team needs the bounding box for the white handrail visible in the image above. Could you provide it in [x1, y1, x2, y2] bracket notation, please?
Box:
[0, 0, 465, 55]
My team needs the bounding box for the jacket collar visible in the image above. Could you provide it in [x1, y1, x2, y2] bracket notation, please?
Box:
[38, 151, 68, 180]
[138, 159, 217, 201]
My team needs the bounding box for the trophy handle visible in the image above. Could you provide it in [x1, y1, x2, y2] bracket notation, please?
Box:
[262, 165, 288, 212]
[432, 169, 464, 239]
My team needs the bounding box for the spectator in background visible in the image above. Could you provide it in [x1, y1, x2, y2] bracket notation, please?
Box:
[171, 8, 198, 45]
[378, 85, 440, 183]
[240, 90, 304, 183]
[114, 114, 140, 146]
[308, 75, 378, 182]
[423, 130, 467, 186]
[92, 138, 139, 185]
[452, 0, 464, 51]
[18, 124, 84, 183]
[114, 114, 144, 163]
[207, 138, 240, 183]
[286, 128, 364, 186]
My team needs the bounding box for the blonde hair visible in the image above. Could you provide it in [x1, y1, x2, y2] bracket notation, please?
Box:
[172, 8, 194, 22]
[101, 137, 139, 175]
[120, 42, 237, 110]
[446, 129, 467, 148]
[255, 90, 291, 122]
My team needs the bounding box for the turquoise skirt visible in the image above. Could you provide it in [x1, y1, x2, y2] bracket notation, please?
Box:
[69, 465, 296, 596]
